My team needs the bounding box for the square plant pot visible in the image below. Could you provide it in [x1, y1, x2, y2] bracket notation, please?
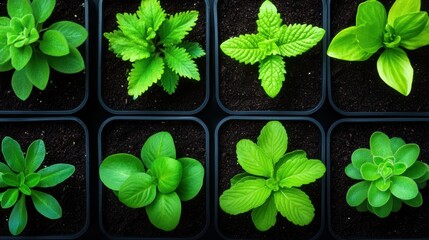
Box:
[98, 116, 209, 238]
[328, 118, 429, 239]
[215, 116, 325, 239]
[214, 0, 327, 115]
[0, 117, 89, 238]
[328, 0, 429, 115]
[0, 0, 89, 114]
[98, 0, 210, 115]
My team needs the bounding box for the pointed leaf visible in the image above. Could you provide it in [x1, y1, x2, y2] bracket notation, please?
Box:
[24, 139, 45, 174]
[118, 172, 156, 208]
[394, 144, 419, 168]
[256, 0, 282, 39]
[25, 173, 40, 188]
[278, 158, 325, 188]
[176, 158, 204, 201]
[390, 176, 418, 200]
[251, 195, 277, 231]
[394, 12, 428, 40]
[400, 19, 429, 50]
[104, 30, 152, 62]
[48, 47, 85, 74]
[32, 0, 55, 23]
[346, 181, 370, 207]
[48, 21, 88, 48]
[277, 24, 325, 57]
[137, 0, 166, 32]
[31, 190, 61, 219]
[160, 65, 179, 94]
[164, 46, 200, 80]
[258, 55, 286, 98]
[115, 13, 146, 41]
[274, 188, 315, 226]
[159, 11, 198, 45]
[2, 137, 25, 172]
[368, 181, 390, 207]
[328, 26, 372, 61]
[146, 192, 181, 231]
[12, 69, 33, 100]
[236, 139, 273, 178]
[257, 121, 287, 164]
[355, 0, 386, 53]
[388, 0, 421, 26]
[150, 157, 182, 194]
[2, 173, 19, 187]
[7, 0, 32, 18]
[8, 194, 27, 236]
[275, 150, 307, 172]
[230, 172, 252, 186]
[220, 34, 267, 64]
[345, 164, 363, 180]
[1, 188, 19, 208]
[39, 30, 70, 57]
[25, 51, 50, 90]
[141, 131, 175, 169]
[36, 164, 75, 187]
[128, 55, 164, 99]
[390, 137, 406, 154]
[370, 132, 393, 157]
[179, 41, 205, 59]
[10, 45, 32, 71]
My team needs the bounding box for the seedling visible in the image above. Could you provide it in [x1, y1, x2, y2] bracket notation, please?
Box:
[99, 131, 205, 231]
[0, 136, 75, 235]
[219, 121, 325, 231]
[345, 131, 429, 218]
[104, 0, 206, 99]
[327, 0, 429, 96]
[0, 0, 88, 100]
[220, 0, 325, 98]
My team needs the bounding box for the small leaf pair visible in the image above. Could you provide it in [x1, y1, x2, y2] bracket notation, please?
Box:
[99, 131, 205, 231]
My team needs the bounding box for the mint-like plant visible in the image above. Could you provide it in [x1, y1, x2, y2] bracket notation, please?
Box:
[219, 121, 326, 231]
[0, 0, 88, 101]
[104, 0, 205, 99]
[327, 0, 429, 96]
[0, 136, 75, 235]
[220, 0, 325, 98]
[99, 131, 205, 231]
[345, 131, 429, 218]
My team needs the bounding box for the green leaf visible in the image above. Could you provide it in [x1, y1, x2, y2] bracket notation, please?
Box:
[2, 173, 19, 187]
[10, 45, 33, 70]
[256, 121, 287, 164]
[128, 55, 164, 99]
[256, 0, 282, 39]
[392, 196, 402, 212]
[236, 139, 273, 178]
[388, 0, 421, 26]
[99, 153, 145, 191]
[274, 188, 315, 226]
[137, 0, 166, 33]
[160, 65, 179, 94]
[400, 19, 429, 50]
[390, 175, 418, 200]
[390, 137, 406, 154]
[118, 172, 156, 208]
[355, 200, 369, 212]
[394, 144, 419, 168]
[48, 21, 88, 48]
[115, 12, 146, 40]
[178, 41, 205, 59]
[370, 132, 393, 157]
[1, 188, 19, 208]
[394, 12, 428, 41]
[355, 0, 386, 53]
[12, 69, 33, 100]
[403, 192, 423, 207]
[274, 150, 306, 172]
[164, 46, 200, 80]
[141, 131, 176, 169]
[251, 195, 277, 231]
[24, 139, 45, 174]
[150, 156, 182, 194]
[176, 158, 204, 201]
[345, 164, 363, 180]
[31, 190, 61, 219]
[393, 162, 407, 175]
[32, 0, 55, 23]
[47, 47, 85, 74]
[0, 60, 13, 72]
[375, 178, 391, 191]
[277, 24, 325, 57]
[0, 42, 11, 65]
[346, 181, 370, 207]
[377, 48, 413, 96]
[104, 30, 152, 62]
[351, 148, 372, 169]
[278, 158, 325, 188]
[159, 10, 198, 45]
[403, 161, 427, 179]
[230, 173, 252, 186]
[258, 55, 286, 98]
[25, 173, 41, 188]
[0, 163, 13, 187]
[39, 30, 70, 57]
[360, 162, 380, 181]
[219, 179, 271, 215]
[7, 0, 32, 18]
[8, 194, 27, 236]
[1, 136, 25, 172]
[327, 26, 373, 61]
[368, 181, 390, 207]
[25, 51, 50, 90]
[220, 34, 267, 65]
[36, 163, 75, 188]
[372, 197, 393, 218]
[146, 192, 181, 231]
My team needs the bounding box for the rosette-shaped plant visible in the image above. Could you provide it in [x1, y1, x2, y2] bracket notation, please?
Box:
[345, 131, 429, 218]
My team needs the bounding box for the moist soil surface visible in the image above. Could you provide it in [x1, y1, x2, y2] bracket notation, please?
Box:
[217, 0, 324, 112]
[101, 0, 207, 112]
[330, 0, 429, 113]
[0, 120, 87, 236]
[0, 1, 86, 112]
[217, 120, 323, 239]
[100, 119, 207, 238]
[329, 121, 429, 239]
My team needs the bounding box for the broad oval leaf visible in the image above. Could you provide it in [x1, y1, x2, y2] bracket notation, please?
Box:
[31, 190, 61, 219]
[258, 55, 286, 98]
[275, 150, 307, 172]
[164, 46, 200, 80]
[11, 69, 33, 101]
[10, 45, 33, 71]
[236, 139, 273, 178]
[1, 136, 25, 172]
[1, 188, 19, 208]
[32, 0, 55, 23]
[141, 131, 175, 169]
[346, 181, 370, 207]
[24, 139, 45, 174]
[8, 194, 27, 236]
[375, 178, 391, 192]
[394, 12, 428, 40]
[355, 0, 386, 53]
[36, 163, 75, 188]
[25, 51, 50, 90]
[278, 158, 325, 188]
[220, 34, 267, 65]
[150, 156, 182, 194]
[390, 137, 406, 154]
[277, 24, 325, 57]
[403, 192, 423, 207]
[99, 153, 144, 191]
[394, 143, 419, 168]
[118, 172, 156, 208]
[257, 121, 287, 164]
[367, 182, 390, 207]
[327, 26, 373, 61]
[360, 163, 380, 181]
[403, 161, 427, 179]
[48, 21, 88, 48]
[256, 0, 282, 39]
[48, 47, 85, 74]
[345, 164, 363, 180]
[39, 30, 70, 57]
[274, 188, 315, 226]
[392, 196, 403, 212]
[351, 148, 372, 169]
[390, 176, 418, 200]
[7, 0, 32, 18]
[251, 195, 277, 231]
[158, 10, 198, 45]
[128, 55, 164, 100]
[176, 158, 204, 201]
[388, 0, 421, 26]
[393, 162, 407, 175]
[370, 132, 393, 157]
[146, 192, 181, 231]
[372, 197, 393, 218]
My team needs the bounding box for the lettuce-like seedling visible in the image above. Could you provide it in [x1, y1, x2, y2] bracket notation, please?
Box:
[345, 131, 429, 218]
[219, 121, 325, 231]
[327, 0, 429, 96]
[0, 0, 88, 101]
[220, 0, 325, 98]
[104, 0, 206, 99]
[99, 131, 204, 231]
[0, 136, 75, 235]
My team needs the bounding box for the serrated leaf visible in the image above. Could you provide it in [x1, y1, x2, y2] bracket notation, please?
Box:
[25, 51, 50, 90]
[31, 190, 62, 219]
[159, 10, 198, 45]
[256, 0, 282, 39]
[258, 55, 286, 98]
[388, 0, 421, 26]
[11, 70, 33, 100]
[277, 24, 325, 57]
[116, 13, 146, 41]
[8, 194, 27, 236]
[160, 65, 179, 94]
[178, 41, 205, 59]
[104, 30, 152, 62]
[274, 188, 315, 226]
[327, 26, 373, 61]
[1, 137, 25, 172]
[278, 157, 325, 188]
[251, 195, 277, 231]
[164, 46, 200, 80]
[257, 121, 287, 164]
[236, 139, 273, 178]
[346, 181, 370, 207]
[141, 131, 176, 169]
[220, 34, 266, 64]
[146, 192, 181, 231]
[176, 158, 204, 201]
[128, 55, 164, 99]
[137, 0, 166, 33]
[32, 0, 55, 23]
[48, 21, 88, 48]
[118, 172, 156, 208]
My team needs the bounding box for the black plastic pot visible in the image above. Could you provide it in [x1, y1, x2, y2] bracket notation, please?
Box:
[215, 116, 326, 239]
[327, 118, 429, 239]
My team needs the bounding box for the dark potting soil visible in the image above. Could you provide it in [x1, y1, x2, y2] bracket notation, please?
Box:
[100, 120, 208, 237]
[217, 120, 323, 239]
[329, 121, 429, 239]
[101, 0, 207, 112]
[0, 120, 87, 236]
[0, 1, 86, 112]
[330, 0, 429, 113]
[217, 0, 324, 112]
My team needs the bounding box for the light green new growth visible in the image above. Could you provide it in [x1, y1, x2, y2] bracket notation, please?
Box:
[220, 0, 325, 98]
[104, 0, 205, 99]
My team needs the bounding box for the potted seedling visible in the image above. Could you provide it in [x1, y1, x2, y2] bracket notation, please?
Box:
[0, 0, 88, 113]
[99, 0, 209, 114]
[215, 0, 326, 113]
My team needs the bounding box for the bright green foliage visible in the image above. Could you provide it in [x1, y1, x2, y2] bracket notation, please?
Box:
[0, 0, 88, 100]
[99, 131, 204, 231]
[220, 0, 325, 98]
[345, 131, 429, 218]
[0, 136, 75, 235]
[327, 0, 429, 96]
[104, 0, 205, 99]
[219, 121, 325, 231]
